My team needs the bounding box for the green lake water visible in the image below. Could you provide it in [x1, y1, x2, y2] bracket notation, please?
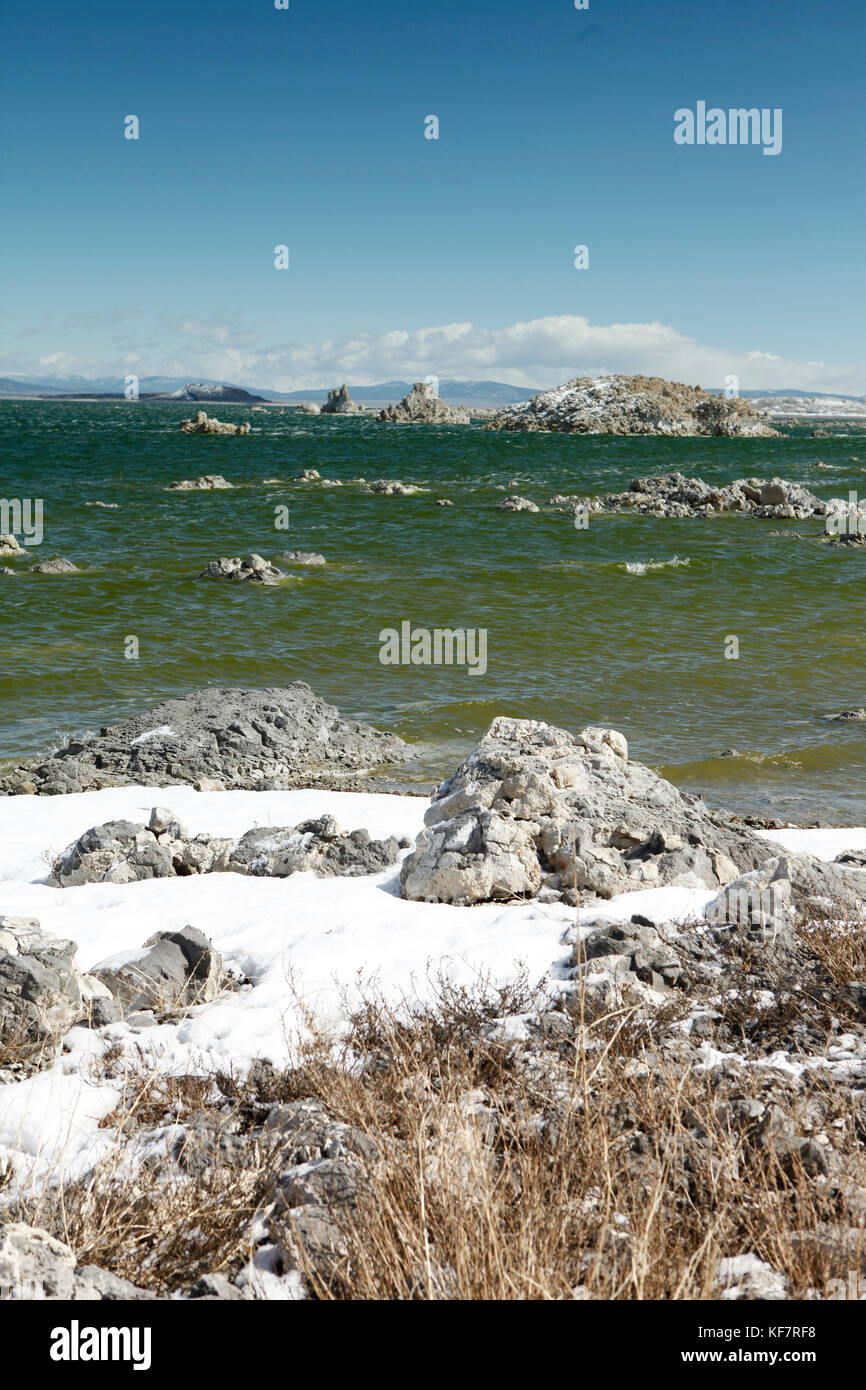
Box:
[1, 400, 865, 822]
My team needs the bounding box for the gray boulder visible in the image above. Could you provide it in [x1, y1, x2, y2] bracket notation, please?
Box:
[199, 553, 284, 584]
[0, 683, 410, 795]
[227, 815, 404, 879]
[706, 853, 866, 928]
[400, 717, 776, 906]
[0, 916, 113, 1038]
[50, 809, 403, 888]
[91, 926, 225, 1015]
[50, 820, 176, 887]
[0, 1223, 153, 1300]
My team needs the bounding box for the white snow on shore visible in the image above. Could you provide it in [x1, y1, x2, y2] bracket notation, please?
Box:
[1, 785, 865, 1190]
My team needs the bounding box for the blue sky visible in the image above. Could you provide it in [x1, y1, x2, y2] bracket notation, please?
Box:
[2, 0, 864, 391]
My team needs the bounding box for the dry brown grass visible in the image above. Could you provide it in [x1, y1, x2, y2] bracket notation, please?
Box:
[3, 936, 865, 1300]
[281, 982, 866, 1301]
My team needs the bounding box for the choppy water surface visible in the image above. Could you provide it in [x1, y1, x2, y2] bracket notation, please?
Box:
[1, 400, 865, 822]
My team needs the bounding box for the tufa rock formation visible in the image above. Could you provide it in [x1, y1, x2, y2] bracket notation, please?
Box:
[321, 385, 365, 415]
[49, 808, 406, 888]
[378, 381, 470, 424]
[551, 473, 832, 521]
[400, 716, 780, 906]
[199, 553, 285, 584]
[180, 410, 251, 436]
[487, 375, 779, 437]
[0, 684, 411, 795]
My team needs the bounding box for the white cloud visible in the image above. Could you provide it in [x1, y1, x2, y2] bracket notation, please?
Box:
[2, 314, 864, 396]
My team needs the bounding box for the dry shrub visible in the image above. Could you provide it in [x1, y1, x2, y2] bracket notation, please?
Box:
[4, 952, 865, 1299]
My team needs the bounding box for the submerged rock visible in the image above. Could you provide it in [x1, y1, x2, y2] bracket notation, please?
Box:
[199, 554, 284, 584]
[365, 479, 426, 496]
[278, 550, 326, 566]
[169, 474, 234, 491]
[377, 381, 470, 425]
[495, 495, 539, 513]
[30, 557, 79, 574]
[400, 717, 779, 906]
[179, 411, 250, 436]
[0, 683, 410, 795]
[488, 374, 779, 437]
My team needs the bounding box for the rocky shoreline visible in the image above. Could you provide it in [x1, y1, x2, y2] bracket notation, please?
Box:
[2, 689, 866, 1301]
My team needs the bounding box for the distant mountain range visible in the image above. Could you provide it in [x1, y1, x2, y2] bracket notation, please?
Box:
[1, 375, 864, 415]
[0, 375, 543, 406]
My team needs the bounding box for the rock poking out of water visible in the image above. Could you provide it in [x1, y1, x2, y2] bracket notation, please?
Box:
[555, 472, 829, 521]
[377, 381, 470, 424]
[400, 716, 787, 906]
[170, 473, 234, 491]
[295, 468, 321, 481]
[495, 495, 540, 513]
[279, 550, 326, 566]
[295, 402, 322, 415]
[365, 478, 426, 496]
[833, 708, 866, 720]
[0, 534, 26, 558]
[321, 385, 365, 415]
[0, 683, 411, 795]
[823, 533, 866, 548]
[199, 554, 285, 584]
[179, 411, 250, 436]
[30, 557, 79, 574]
[50, 809, 405, 888]
[488, 375, 779, 437]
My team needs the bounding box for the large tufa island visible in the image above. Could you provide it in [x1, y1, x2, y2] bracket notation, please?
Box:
[487, 374, 779, 437]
